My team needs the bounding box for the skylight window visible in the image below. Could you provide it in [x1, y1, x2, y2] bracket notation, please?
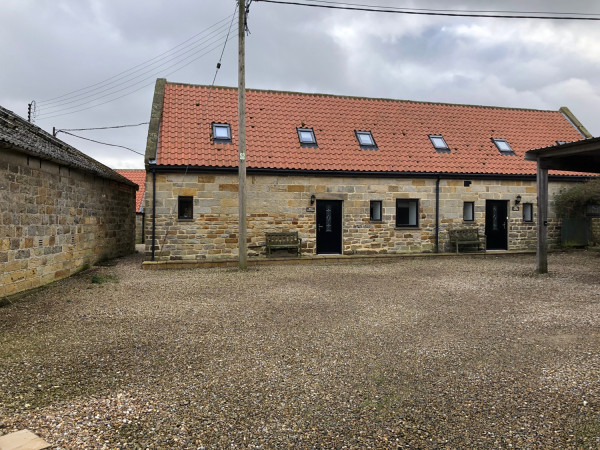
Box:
[297, 128, 317, 146]
[492, 138, 514, 154]
[429, 134, 449, 152]
[212, 123, 231, 142]
[355, 131, 377, 148]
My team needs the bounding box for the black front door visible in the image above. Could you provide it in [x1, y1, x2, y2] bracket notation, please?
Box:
[485, 200, 508, 250]
[316, 200, 342, 254]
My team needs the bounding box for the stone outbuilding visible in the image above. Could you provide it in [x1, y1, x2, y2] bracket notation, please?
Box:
[116, 169, 146, 243]
[143, 78, 594, 263]
[0, 105, 137, 299]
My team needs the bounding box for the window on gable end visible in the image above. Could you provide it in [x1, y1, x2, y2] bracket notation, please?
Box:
[429, 134, 450, 152]
[355, 130, 377, 149]
[297, 128, 317, 146]
[492, 138, 514, 154]
[212, 123, 232, 143]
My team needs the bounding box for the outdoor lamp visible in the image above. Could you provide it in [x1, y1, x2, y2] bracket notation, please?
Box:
[310, 194, 316, 205]
[515, 195, 522, 205]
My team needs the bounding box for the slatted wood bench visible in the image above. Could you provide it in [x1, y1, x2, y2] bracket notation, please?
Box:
[265, 231, 302, 256]
[448, 228, 486, 255]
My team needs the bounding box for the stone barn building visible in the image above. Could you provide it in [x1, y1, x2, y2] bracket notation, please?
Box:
[0, 105, 137, 299]
[143, 78, 594, 263]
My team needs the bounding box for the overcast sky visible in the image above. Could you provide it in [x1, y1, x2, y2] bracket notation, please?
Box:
[2, 0, 600, 169]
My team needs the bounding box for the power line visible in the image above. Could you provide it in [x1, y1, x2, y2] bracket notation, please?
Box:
[36, 32, 237, 120]
[254, 0, 600, 20]
[56, 122, 149, 132]
[38, 13, 237, 106]
[58, 131, 145, 156]
[203, 2, 239, 121]
[299, 0, 600, 16]
[37, 26, 237, 116]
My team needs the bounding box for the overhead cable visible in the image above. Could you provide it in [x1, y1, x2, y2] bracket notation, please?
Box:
[36, 33, 237, 120]
[254, 0, 600, 20]
[37, 26, 237, 116]
[56, 122, 149, 132]
[58, 131, 145, 156]
[299, 0, 600, 16]
[38, 13, 238, 106]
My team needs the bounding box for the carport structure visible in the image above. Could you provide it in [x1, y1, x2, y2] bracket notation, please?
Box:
[525, 137, 600, 273]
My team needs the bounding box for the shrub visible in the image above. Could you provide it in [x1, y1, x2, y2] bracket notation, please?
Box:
[554, 178, 600, 218]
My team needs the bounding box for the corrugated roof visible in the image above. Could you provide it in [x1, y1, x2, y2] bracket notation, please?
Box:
[116, 169, 146, 212]
[154, 81, 588, 176]
[0, 105, 136, 186]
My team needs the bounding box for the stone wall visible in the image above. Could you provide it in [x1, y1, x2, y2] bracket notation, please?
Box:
[144, 171, 581, 261]
[135, 213, 144, 244]
[1, 149, 136, 299]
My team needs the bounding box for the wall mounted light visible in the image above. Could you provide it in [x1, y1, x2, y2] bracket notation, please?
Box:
[515, 194, 522, 205]
[310, 194, 316, 205]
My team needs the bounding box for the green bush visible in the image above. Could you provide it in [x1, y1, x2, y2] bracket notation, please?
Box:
[554, 178, 600, 218]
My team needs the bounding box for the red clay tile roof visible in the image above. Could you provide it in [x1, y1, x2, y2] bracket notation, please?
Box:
[116, 169, 145, 212]
[156, 82, 588, 176]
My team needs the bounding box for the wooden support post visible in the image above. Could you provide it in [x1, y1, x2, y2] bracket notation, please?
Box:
[238, 0, 248, 270]
[536, 162, 548, 273]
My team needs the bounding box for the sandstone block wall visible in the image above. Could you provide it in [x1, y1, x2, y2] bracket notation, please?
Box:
[144, 171, 580, 261]
[135, 213, 144, 243]
[0, 149, 136, 298]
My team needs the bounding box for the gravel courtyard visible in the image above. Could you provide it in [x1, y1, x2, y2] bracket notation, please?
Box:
[1, 250, 599, 448]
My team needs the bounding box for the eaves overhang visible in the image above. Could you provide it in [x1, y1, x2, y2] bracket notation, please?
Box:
[149, 164, 592, 182]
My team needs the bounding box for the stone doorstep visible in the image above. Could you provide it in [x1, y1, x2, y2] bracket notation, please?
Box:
[0, 430, 51, 450]
[141, 250, 535, 270]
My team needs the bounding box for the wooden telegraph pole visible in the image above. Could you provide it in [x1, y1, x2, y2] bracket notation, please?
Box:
[238, 0, 248, 270]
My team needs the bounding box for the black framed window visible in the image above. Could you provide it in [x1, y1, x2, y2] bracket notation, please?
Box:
[370, 200, 382, 221]
[297, 128, 317, 146]
[523, 203, 533, 222]
[178, 196, 193, 220]
[492, 138, 514, 154]
[355, 130, 377, 149]
[463, 201, 475, 221]
[212, 123, 232, 143]
[429, 134, 450, 152]
[396, 199, 419, 227]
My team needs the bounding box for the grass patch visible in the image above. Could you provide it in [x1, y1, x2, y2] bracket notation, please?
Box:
[91, 274, 119, 284]
[573, 417, 600, 446]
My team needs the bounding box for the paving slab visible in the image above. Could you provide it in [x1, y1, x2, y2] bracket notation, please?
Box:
[0, 430, 51, 450]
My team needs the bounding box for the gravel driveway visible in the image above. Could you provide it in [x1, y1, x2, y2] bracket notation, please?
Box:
[1, 250, 599, 448]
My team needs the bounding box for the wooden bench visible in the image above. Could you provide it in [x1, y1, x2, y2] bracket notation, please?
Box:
[265, 231, 302, 256]
[448, 228, 486, 254]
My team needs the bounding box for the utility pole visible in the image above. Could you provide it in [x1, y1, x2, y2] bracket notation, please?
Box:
[238, 0, 248, 270]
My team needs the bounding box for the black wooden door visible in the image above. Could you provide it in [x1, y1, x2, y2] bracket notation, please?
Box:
[485, 200, 508, 250]
[316, 200, 342, 254]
